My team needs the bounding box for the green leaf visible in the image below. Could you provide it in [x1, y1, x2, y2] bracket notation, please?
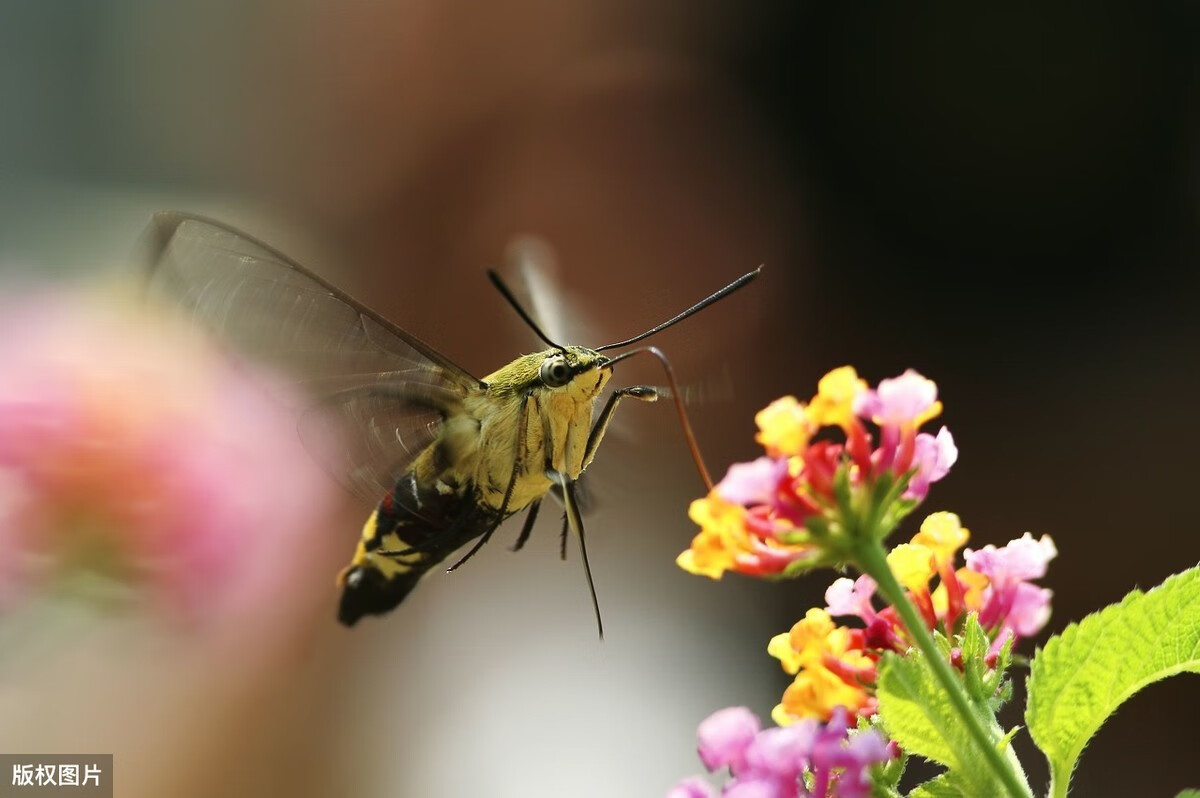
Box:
[908, 772, 971, 798]
[1026, 566, 1200, 797]
[868, 720, 906, 797]
[1174, 790, 1200, 798]
[959, 614, 1011, 711]
[877, 641, 1012, 797]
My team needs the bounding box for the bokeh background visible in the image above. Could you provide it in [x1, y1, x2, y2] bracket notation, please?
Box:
[2, 2, 1199, 796]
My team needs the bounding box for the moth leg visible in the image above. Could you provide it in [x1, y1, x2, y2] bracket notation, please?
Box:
[539, 411, 572, 561]
[443, 529, 490, 572]
[583, 385, 658, 469]
[535, 406, 603, 636]
[548, 479, 591, 560]
[445, 389, 534, 572]
[551, 380, 641, 566]
[546, 467, 603, 639]
[511, 499, 541, 552]
[592, 346, 714, 488]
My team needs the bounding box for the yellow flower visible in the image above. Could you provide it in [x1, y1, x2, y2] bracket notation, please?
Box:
[771, 653, 873, 724]
[957, 568, 990, 611]
[675, 534, 733, 580]
[932, 566, 990, 616]
[754, 396, 813, 457]
[805, 366, 868, 430]
[677, 490, 816, 580]
[768, 608, 836, 674]
[768, 607, 876, 724]
[676, 494, 748, 579]
[911, 511, 970, 569]
[767, 631, 801, 673]
[688, 493, 747, 538]
[887, 543, 936, 593]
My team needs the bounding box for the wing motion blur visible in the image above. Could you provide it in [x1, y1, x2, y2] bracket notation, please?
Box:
[141, 211, 483, 500]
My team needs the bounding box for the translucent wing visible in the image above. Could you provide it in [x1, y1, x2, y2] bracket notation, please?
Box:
[296, 377, 466, 501]
[142, 211, 483, 501]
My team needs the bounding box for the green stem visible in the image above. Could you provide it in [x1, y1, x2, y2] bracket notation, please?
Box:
[856, 540, 1033, 798]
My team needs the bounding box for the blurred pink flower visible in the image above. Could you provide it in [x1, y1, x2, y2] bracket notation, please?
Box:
[0, 288, 338, 620]
[698, 706, 761, 774]
[667, 776, 715, 798]
[673, 707, 895, 798]
[905, 426, 958, 500]
[852, 368, 941, 429]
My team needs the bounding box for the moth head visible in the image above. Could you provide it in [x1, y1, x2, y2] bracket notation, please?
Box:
[538, 347, 609, 389]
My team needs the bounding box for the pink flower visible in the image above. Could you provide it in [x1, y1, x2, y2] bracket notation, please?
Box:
[698, 707, 762, 774]
[667, 776, 715, 798]
[824, 576, 878, 626]
[675, 707, 895, 798]
[905, 426, 958, 499]
[0, 289, 338, 621]
[852, 369, 940, 428]
[812, 720, 894, 798]
[743, 724, 818, 783]
[724, 780, 784, 798]
[964, 533, 1057, 640]
[1004, 582, 1053, 637]
[966, 533, 1057, 584]
[717, 458, 789, 506]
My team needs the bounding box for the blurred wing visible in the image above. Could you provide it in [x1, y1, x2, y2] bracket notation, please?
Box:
[503, 235, 601, 347]
[142, 211, 483, 501]
[142, 212, 481, 391]
[298, 377, 468, 501]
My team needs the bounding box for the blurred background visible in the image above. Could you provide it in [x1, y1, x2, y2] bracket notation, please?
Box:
[1, 1, 1198, 795]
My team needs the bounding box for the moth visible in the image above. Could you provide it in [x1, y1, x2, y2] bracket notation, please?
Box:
[141, 212, 759, 634]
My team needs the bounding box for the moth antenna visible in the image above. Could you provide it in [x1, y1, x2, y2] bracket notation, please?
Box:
[487, 269, 568, 354]
[596, 266, 761, 352]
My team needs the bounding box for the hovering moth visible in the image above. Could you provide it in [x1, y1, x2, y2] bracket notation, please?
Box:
[141, 212, 759, 634]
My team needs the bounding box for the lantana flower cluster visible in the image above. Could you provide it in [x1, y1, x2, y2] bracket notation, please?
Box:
[669, 706, 895, 798]
[677, 367, 958, 579]
[770, 512, 1056, 725]
[671, 368, 1058, 797]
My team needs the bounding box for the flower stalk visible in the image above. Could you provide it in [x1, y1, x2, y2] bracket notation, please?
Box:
[853, 538, 1033, 798]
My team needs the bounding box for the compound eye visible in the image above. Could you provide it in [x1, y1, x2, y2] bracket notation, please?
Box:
[539, 355, 572, 387]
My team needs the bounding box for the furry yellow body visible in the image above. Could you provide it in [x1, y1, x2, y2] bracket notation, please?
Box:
[344, 346, 614, 590]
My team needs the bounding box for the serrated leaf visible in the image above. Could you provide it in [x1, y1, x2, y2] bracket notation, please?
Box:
[876, 648, 1008, 797]
[959, 614, 996, 705]
[908, 772, 970, 798]
[1026, 566, 1200, 796]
